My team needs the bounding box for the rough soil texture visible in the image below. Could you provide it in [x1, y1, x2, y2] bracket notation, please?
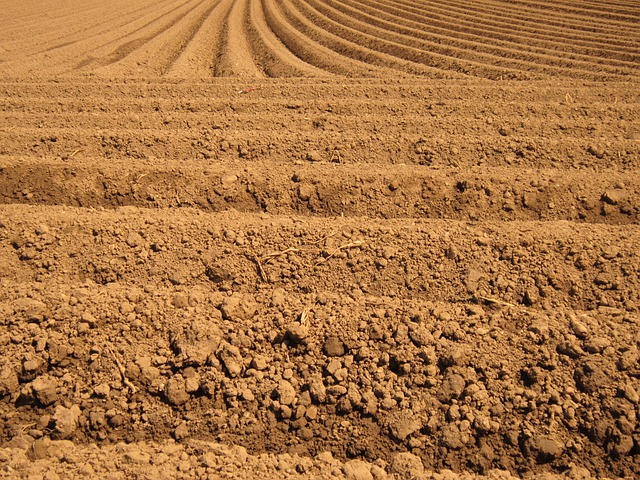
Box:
[1, 0, 639, 479]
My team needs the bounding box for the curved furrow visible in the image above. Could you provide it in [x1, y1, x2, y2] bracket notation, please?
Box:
[396, 0, 637, 49]
[214, 0, 265, 77]
[93, 0, 220, 77]
[264, 0, 459, 77]
[0, 0, 198, 76]
[260, 0, 393, 76]
[423, 0, 640, 38]
[0, 0, 107, 38]
[507, 0, 640, 22]
[386, 0, 640, 57]
[165, 0, 234, 78]
[0, 4, 104, 42]
[289, 0, 548, 79]
[244, 0, 330, 77]
[303, 0, 639, 79]
[0, 0, 174, 62]
[72, 0, 204, 72]
[343, 0, 640, 66]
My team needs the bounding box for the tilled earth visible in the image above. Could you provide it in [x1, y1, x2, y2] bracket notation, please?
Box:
[1, 0, 640, 479]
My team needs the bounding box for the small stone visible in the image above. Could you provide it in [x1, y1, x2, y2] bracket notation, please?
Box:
[408, 324, 434, 347]
[93, 382, 110, 399]
[31, 376, 59, 406]
[306, 150, 322, 162]
[623, 384, 639, 404]
[220, 293, 257, 321]
[164, 376, 190, 406]
[298, 184, 316, 201]
[557, 340, 584, 358]
[124, 449, 151, 464]
[344, 459, 373, 480]
[617, 348, 639, 371]
[185, 376, 200, 393]
[205, 264, 232, 283]
[172, 292, 189, 309]
[323, 336, 345, 357]
[308, 378, 327, 403]
[218, 342, 244, 377]
[574, 360, 608, 393]
[0, 366, 19, 398]
[52, 404, 80, 439]
[440, 423, 466, 449]
[387, 411, 422, 441]
[613, 435, 634, 456]
[126, 232, 144, 248]
[569, 317, 589, 339]
[251, 355, 268, 371]
[275, 380, 296, 406]
[29, 437, 52, 460]
[285, 323, 309, 345]
[35, 224, 50, 235]
[602, 189, 626, 205]
[527, 435, 563, 463]
[587, 145, 605, 159]
[240, 389, 255, 402]
[174, 422, 189, 441]
[44, 471, 61, 480]
[169, 271, 188, 286]
[583, 336, 611, 354]
[221, 174, 238, 185]
[437, 373, 466, 402]
[390, 452, 424, 478]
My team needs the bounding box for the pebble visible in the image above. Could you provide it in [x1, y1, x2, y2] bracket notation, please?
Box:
[623, 384, 639, 404]
[93, 382, 110, 399]
[569, 317, 589, 339]
[308, 378, 327, 403]
[0, 366, 19, 397]
[31, 376, 59, 406]
[51, 404, 80, 439]
[275, 380, 296, 406]
[124, 449, 151, 464]
[251, 355, 268, 371]
[323, 336, 345, 357]
[387, 411, 422, 441]
[126, 232, 144, 248]
[408, 324, 434, 347]
[343, 459, 373, 480]
[220, 293, 257, 321]
[437, 373, 466, 402]
[164, 376, 190, 406]
[285, 323, 309, 345]
[574, 360, 608, 393]
[602, 189, 626, 205]
[306, 150, 322, 162]
[526, 435, 563, 463]
[298, 184, 316, 201]
[217, 342, 244, 377]
[389, 452, 424, 478]
[174, 422, 189, 441]
[583, 336, 611, 354]
[172, 292, 189, 309]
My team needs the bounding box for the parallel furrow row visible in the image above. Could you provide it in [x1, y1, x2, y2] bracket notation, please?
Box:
[1, 0, 638, 78]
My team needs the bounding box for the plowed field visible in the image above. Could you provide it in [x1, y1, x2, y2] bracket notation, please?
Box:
[1, 0, 639, 479]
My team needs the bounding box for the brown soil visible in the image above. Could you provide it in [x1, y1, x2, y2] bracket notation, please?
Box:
[0, 0, 639, 479]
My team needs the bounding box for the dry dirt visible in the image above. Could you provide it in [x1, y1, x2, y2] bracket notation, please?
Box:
[1, 0, 639, 479]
